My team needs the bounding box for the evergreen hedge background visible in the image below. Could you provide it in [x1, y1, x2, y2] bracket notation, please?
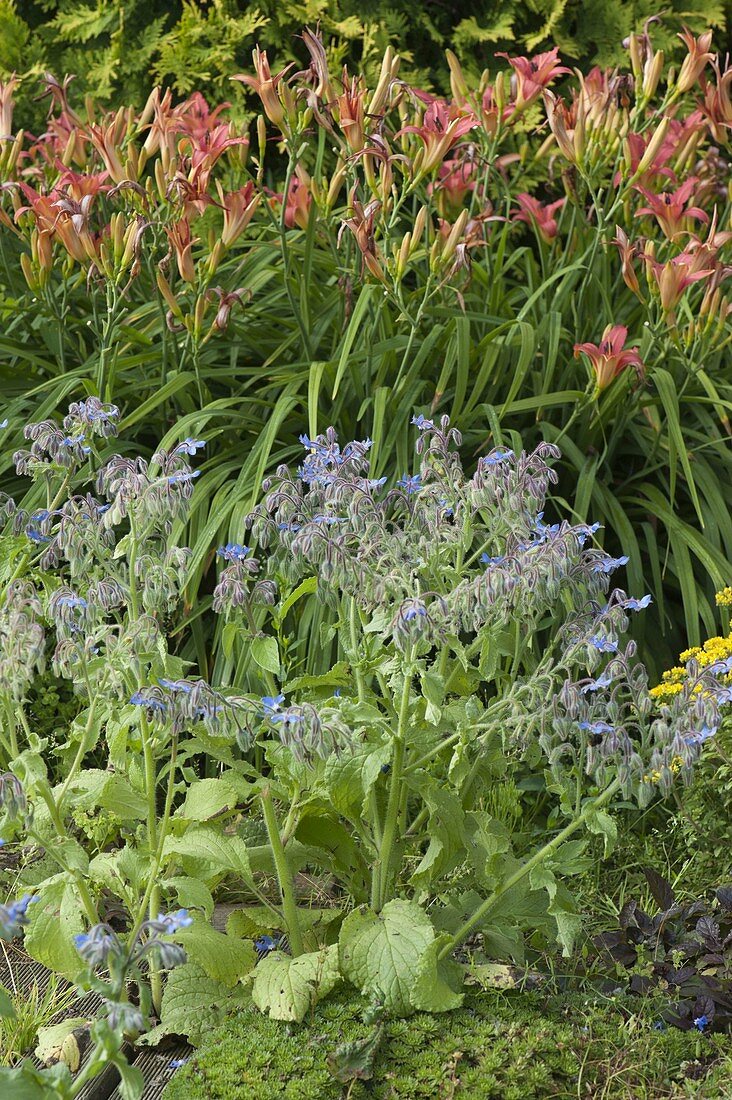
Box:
[2, 0, 730, 129]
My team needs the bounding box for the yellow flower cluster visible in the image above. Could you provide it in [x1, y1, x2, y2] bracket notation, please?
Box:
[644, 755, 684, 785]
[650, 608, 732, 704]
[716, 587, 732, 607]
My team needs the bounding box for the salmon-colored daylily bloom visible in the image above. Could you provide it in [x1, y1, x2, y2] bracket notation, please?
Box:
[498, 48, 570, 112]
[512, 193, 565, 244]
[574, 325, 645, 391]
[645, 248, 715, 319]
[232, 48, 294, 129]
[429, 158, 476, 215]
[675, 29, 715, 95]
[217, 181, 260, 248]
[165, 219, 198, 283]
[399, 95, 478, 175]
[634, 178, 708, 240]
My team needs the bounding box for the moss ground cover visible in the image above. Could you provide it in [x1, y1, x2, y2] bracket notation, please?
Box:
[162, 988, 732, 1100]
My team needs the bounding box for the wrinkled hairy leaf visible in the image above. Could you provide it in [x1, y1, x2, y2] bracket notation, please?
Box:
[34, 1019, 88, 1069]
[251, 946, 340, 1022]
[174, 922, 257, 986]
[339, 900, 460, 1016]
[142, 961, 250, 1046]
[327, 1023, 384, 1084]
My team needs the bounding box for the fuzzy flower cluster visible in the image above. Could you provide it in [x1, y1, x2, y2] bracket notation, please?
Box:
[238, 417, 646, 654]
[212, 543, 277, 615]
[550, 638, 730, 805]
[13, 398, 119, 475]
[96, 440, 204, 531]
[130, 676, 254, 741]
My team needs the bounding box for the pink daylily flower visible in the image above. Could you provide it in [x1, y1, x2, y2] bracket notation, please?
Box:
[512, 193, 565, 243]
[634, 178, 708, 240]
[574, 324, 645, 391]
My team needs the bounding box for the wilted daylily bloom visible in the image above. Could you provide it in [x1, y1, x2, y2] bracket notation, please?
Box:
[612, 226, 643, 299]
[498, 48, 570, 112]
[338, 189, 386, 282]
[206, 286, 249, 332]
[634, 178, 708, 240]
[512, 193, 565, 244]
[574, 324, 645, 391]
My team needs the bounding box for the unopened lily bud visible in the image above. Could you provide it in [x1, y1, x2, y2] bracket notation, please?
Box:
[634, 116, 670, 179]
[156, 270, 181, 316]
[326, 162, 347, 209]
[124, 146, 139, 183]
[628, 34, 643, 80]
[154, 158, 167, 203]
[368, 47, 399, 118]
[494, 72, 506, 114]
[208, 240, 224, 274]
[396, 231, 412, 279]
[446, 50, 469, 104]
[413, 205, 428, 245]
[5, 130, 23, 174]
[194, 294, 207, 337]
[20, 251, 38, 289]
[257, 115, 267, 180]
[643, 51, 664, 99]
[110, 212, 125, 258]
[62, 130, 76, 167]
[442, 209, 469, 264]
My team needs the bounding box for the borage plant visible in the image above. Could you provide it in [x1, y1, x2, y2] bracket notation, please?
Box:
[211, 415, 731, 1020]
[0, 404, 728, 1039]
[0, 398, 262, 1030]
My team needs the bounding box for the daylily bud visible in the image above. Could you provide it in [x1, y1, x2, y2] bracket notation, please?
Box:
[62, 130, 76, 167]
[156, 270, 181, 316]
[413, 205, 428, 244]
[446, 50, 469, 104]
[643, 51, 664, 99]
[633, 116, 670, 178]
[368, 47, 400, 118]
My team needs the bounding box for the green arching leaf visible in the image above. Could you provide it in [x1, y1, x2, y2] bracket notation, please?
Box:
[251, 946, 340, 1022]
[162, 826, 253, 885]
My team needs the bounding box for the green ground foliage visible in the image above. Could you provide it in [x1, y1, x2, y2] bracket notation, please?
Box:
[162, 988, 732, 1100]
